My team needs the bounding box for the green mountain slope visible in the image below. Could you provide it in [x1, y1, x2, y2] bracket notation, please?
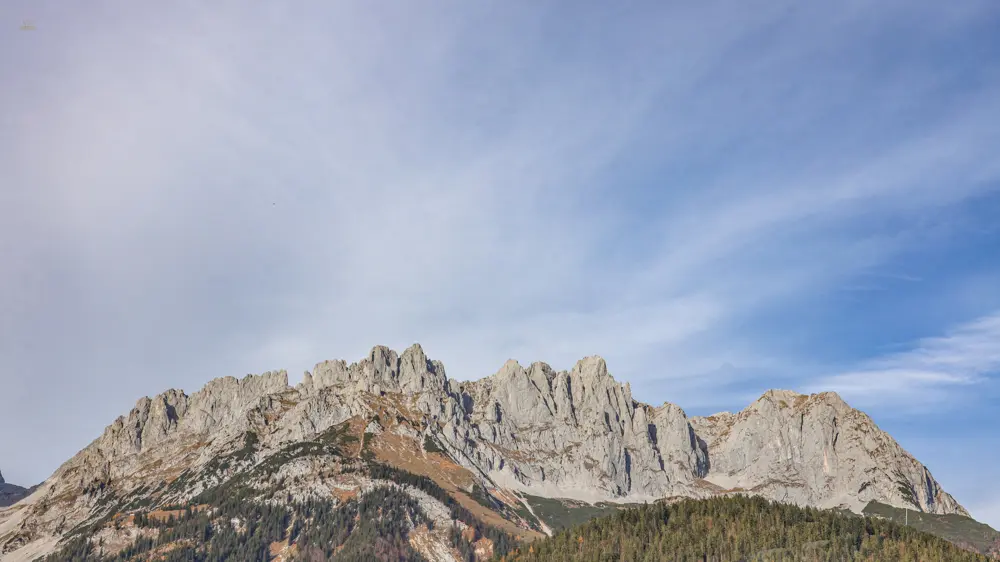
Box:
[502, 495, 994, 562]
[863, 501, 1000, 558]
[520, 495, 641, 532]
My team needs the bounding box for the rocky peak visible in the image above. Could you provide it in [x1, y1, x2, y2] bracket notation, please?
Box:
[87, 370, 291, 467]
[811, 391, 850, 411]
[751, 389, 850, 412]
[757, 388, 803, 404]
[571, 355, 608, 380]
[692, 388, 966, 516]
[398, 343, 449, 403]
[0, 469, 33, 509]
[306, 344, 448, 397]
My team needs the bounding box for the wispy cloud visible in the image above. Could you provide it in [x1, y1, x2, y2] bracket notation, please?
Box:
[807, 311, 1000, 407]
[1, 0, 999, 490]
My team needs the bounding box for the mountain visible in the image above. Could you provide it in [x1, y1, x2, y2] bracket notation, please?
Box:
[0, 472, 32, 510]
[0, 344, 985, 561]
[688, 388, 965, 515]
[505, 495, 993, 561]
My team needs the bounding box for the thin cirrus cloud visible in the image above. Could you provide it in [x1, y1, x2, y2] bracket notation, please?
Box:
[808, 311, 1000, 408]
[1, 0, 999, 527]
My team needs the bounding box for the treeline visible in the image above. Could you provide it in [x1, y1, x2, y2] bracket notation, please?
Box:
[501, 495, 990, 562]
[291, 486, 431, 561]
[366, 463, 516, 560]
[42, 461, 514, 562]
[46, 489, 428, 562]
[43, 497, 291, 562]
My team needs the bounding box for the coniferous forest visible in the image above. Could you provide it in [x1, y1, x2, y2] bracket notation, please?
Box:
[42, 461, 515, 562]
[502, 495, 991, 562]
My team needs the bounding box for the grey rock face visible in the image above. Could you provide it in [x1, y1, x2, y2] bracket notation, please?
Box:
[0, 344, 969, 560]
[689, 389, 968, 516]
[438, 356, 707, 502]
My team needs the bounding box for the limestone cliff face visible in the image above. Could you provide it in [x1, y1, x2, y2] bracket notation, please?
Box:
[441, 356, 707, 502]
[690, 389, 968, 516]
[0, 344, 968, 560]
[303, 348, 708, 501]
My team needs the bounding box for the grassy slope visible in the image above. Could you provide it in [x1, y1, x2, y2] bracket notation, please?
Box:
[521, 495, 643, 532]
[863, 501, 1000, 557]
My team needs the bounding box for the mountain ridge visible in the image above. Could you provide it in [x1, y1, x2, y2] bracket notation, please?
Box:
[0, 343, 973, 560]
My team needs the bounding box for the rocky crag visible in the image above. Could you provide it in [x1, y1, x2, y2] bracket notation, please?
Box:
[0, 472, 31, 509]
[0, 344, 970, 561]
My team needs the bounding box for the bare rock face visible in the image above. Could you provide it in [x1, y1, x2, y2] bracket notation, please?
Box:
[690, 389, 967, 515]
[0, 344, 969, 560]
[442, 356, 707, 502]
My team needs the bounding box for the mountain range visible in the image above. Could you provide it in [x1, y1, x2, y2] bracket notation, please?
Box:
[0, 344, 992, 561]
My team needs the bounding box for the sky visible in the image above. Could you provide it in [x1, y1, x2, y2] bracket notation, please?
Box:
[2, 0, 999, 527]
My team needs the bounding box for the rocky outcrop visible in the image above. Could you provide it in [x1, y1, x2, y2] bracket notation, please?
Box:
[0, 470, 31, 508]
[437, 356, 707, 502]
[0, 344, 970, 560]
[689, 389, 968, 515]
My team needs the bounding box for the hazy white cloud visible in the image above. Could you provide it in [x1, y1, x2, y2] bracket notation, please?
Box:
[1, 0, 999, 498]
[807, 311, 1000, 407]
[969, 496, 1000, 533]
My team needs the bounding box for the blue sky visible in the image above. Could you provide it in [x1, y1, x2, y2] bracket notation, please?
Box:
[2, 0, 999, 527]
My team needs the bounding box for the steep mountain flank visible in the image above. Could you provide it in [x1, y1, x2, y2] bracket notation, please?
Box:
[0, 344, 974, 561]
[689, 389, 967, 515]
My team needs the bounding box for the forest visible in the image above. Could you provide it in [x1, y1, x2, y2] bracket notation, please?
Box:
[501, 495, 992, 562]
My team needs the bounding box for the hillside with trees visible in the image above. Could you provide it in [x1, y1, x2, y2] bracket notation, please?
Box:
[41, 461, 515, 562]
[501, 495, 994, 562]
